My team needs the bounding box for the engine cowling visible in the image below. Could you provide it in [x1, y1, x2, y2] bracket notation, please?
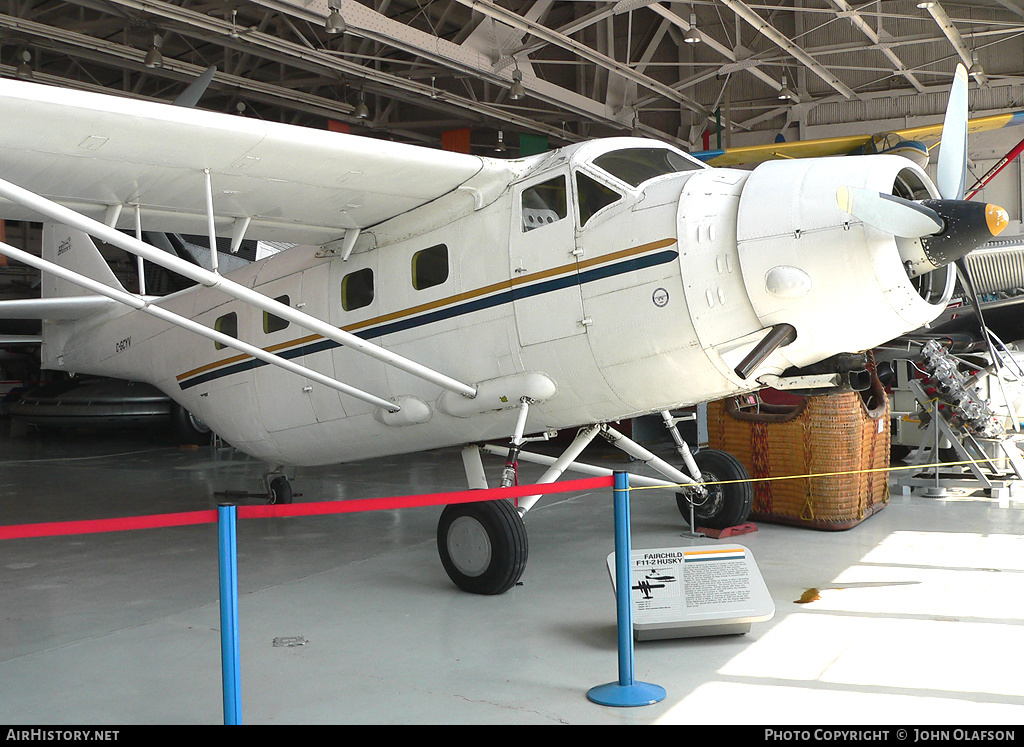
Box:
[733, 155, 955, 373]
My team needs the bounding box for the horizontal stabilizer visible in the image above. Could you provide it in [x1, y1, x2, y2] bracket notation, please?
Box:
[0, 295, 119, 320]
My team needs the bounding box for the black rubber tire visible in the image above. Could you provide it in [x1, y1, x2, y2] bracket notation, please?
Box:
[172, 404, 212, 445]
[437, 500, 528, 595]
[675, 449, 753, 529]
[269, 476, 293, 505]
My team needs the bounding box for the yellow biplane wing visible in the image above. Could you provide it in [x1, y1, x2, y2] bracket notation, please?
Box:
[692, 110, 1024, 167]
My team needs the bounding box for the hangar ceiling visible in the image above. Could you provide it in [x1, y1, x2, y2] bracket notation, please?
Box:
[4, 0, 1024, 156]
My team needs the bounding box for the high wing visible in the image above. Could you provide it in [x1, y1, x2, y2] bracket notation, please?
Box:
[692, 109, 1024, 168]
[0, 78, 512, 245]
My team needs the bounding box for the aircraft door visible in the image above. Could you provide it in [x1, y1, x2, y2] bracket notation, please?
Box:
[510, 170, 587, 345]
[252, 273, 320, 432]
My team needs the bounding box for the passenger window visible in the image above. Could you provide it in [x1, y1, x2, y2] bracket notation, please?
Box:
[521, 175, 567, 232]
[412, 245, 449, 290]
[576, 172, 622, 226]
[263, 295, 290, 334]
[342, 268, 374, 311]
[214, 312, 237, 351]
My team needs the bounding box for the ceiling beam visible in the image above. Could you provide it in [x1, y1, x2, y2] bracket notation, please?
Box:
[649, 2, 785, 96]
[451, 0, 709, 118]
[71, 0, 613, 145]
[252, 0, 648, 137]
[718, 0, 859, 99]
[828, 0, 926, 93]
[918, 1, 990, 88]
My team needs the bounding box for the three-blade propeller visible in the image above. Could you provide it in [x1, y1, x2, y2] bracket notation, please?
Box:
[836, 64, 1007, 251]
[836, 63, 1016, 429]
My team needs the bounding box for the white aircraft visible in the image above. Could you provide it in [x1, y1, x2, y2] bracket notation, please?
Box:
[0, 65, 1008, 594]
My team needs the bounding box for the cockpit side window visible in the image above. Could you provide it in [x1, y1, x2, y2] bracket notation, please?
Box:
[576, 171, 622, 226]
[592, 147, 700, 188]
[521, 175, 568, 232]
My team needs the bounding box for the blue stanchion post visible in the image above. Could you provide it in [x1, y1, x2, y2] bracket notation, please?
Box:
[587, 471, 666, 707]
[217, 504, 242, 725]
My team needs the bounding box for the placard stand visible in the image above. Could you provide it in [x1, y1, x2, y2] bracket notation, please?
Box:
[605, 544, 774, 641]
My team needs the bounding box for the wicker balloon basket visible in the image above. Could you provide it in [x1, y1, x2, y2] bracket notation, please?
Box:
[706, 374, 890, 530]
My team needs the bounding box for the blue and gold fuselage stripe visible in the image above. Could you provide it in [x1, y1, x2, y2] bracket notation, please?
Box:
[176, 239, 678, 391]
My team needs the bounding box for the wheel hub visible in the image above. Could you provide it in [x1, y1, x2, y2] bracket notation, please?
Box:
[699, 474, 723, 513]
[446, 516, 492, 577]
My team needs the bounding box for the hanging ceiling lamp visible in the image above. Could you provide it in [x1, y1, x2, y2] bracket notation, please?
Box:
[684, 13, 702, 44]
[354, 91, 370, 120]
[15, 50, 32, 80]
[326, 0, 346, 34]
[509, 62, 526, 101]
[778, 75, 796, 101]
[144, 34, 163, 69]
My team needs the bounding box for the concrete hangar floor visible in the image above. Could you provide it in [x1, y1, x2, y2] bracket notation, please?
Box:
[1, 418, 1024, 726]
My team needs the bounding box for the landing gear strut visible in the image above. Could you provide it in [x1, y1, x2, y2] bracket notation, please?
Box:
[436, 399, 541, 595]
[437, 411, 753, 595]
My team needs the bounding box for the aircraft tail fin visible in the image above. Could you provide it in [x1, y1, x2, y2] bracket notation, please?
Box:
[41, 222, 127, 299]
[0, 225, 127, 371]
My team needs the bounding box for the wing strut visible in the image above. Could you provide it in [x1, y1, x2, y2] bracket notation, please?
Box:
[0, 175, 479, 400]
[0, 239, 401, 413]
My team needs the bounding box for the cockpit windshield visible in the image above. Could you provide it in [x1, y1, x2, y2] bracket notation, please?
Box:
[591, 147, 701, 188]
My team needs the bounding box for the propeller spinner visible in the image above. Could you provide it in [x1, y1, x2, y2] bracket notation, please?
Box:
[837, 186, 1008, 277]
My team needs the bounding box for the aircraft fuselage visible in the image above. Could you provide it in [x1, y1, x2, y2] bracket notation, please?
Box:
[44, 139, 955, 467]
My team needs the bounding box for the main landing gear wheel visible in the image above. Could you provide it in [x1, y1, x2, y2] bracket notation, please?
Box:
[437, 500, 528, 595]
[675, 449, 753, 530]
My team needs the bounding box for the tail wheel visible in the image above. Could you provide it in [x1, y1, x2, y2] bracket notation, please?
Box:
[172, 404, 212, 445]
[268, 476, 293, 505]
[675, 449, 753, 529]
[437, 500, 528, 595]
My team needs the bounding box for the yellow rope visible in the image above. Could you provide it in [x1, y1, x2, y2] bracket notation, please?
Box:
[628, 458, 991, 491]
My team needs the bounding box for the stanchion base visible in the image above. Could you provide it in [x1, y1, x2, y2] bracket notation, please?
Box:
[587, 681, 666, 707]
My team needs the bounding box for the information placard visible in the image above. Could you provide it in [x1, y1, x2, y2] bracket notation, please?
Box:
[606, 544, 775, 640]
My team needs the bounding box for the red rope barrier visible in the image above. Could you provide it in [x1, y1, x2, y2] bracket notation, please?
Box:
[0, 510, 218, 540]
[0, 475, 615, 540]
